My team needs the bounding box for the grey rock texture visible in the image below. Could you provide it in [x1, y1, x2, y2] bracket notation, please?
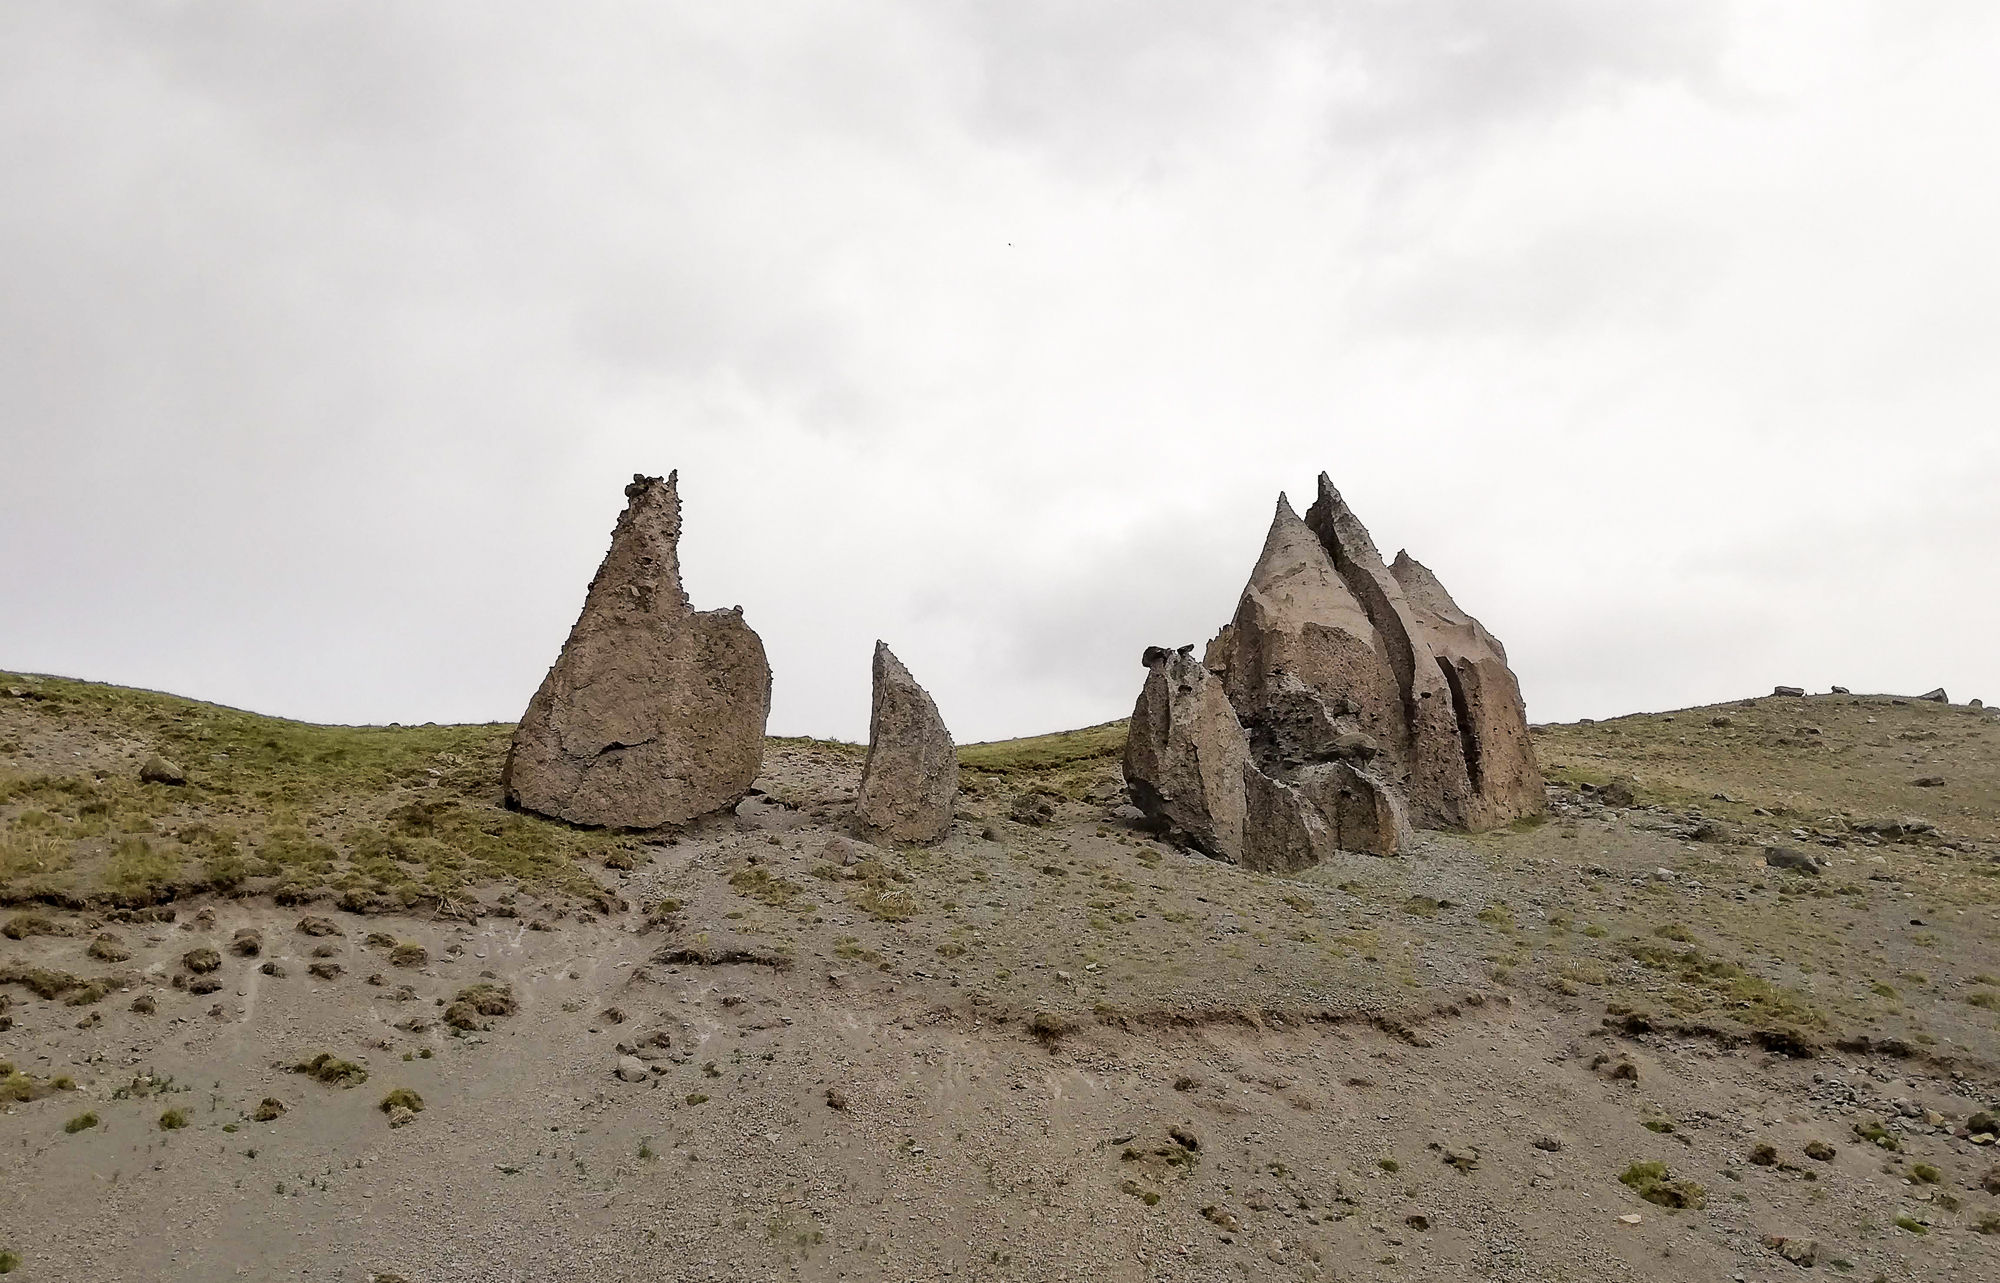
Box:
[855, 642, 958, 844]
[1124, 647, 1251, 862]
[1391, 551, 1545, 830]
[1127, 471, 1542, 868]
[1303, 474, 1487, 830]
[504, 472, 771, 828]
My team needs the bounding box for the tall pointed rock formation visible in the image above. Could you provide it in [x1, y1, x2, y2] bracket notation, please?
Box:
[1303, 472, 1489, 829]
[1389, 551, 1544, 827]
[504, 472, 771, 828]
[1126, 471, 1542, 870]
[855, 642, 959, 844]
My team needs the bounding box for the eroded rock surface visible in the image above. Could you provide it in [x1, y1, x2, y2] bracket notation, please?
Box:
[1124, 647, 1250, 862]
[1391, 551, 1544, 829]
[504, 472, 771, 828]
[1127, 472, 1542, 869]
[855, 643, 958, 844]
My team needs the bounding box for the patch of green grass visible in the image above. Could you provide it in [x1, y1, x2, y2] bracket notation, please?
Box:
[1910, 1163, 1941, 1184]
[63, 1111, 98, 1133]
[1852, 1120, 1900, 1152]
[1618, 1160, 1704, 1210]
[1893, 1216, 1927, 1235]
[379, 1088, 424, 1114]
[158, 1108, 188, 1130]
[0, 1248, 18, 1273]
[957, 721, 1126, 775]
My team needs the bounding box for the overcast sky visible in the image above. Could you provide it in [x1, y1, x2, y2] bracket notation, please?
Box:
[3, 1, 1996, 743]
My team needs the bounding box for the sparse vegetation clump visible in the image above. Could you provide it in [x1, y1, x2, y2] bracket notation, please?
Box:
[291, 1053, 369, 1087]
[252, 1098, 286, 1121]
[158, 1108, 188, 1130]
[1619, 1160, 1704, 1210]
[379, 1088, 424, 1114]
[389, 942, 428, 968]
[63, 1111, 98, 1133]
[444, 982, 515, 1031]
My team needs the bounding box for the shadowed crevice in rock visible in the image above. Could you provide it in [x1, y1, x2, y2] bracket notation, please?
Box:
[503, 472, 771, 828]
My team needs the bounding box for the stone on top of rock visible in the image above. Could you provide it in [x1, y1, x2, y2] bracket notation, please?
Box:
[1124, 646, 1250, 863]
[503, 472, 771, 828]
[855, 642, 958, 844]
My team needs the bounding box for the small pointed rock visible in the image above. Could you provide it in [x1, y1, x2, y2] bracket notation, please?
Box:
[855, 643, 958, 844]
[504, 472, 771, 828]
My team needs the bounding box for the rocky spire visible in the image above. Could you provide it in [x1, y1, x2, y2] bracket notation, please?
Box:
[503, 472, 771, 828]
[855, 642, 959, 844]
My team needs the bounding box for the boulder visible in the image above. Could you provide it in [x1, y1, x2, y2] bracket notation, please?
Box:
[1124, 647, 1251, 862]
[1919, 688, 1948, 703]
[139, 756, 187, 786]
[504, 473, 771, 828]
[855, 642, 958, 843]
[615, 1054, 648, 1083]
[1773, 686, 1806, 698]
[1764, 845, 1821, 875]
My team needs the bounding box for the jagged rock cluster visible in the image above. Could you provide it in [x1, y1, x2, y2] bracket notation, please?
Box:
[1126, 473, 1542, 869]
[504, 473, 772, 828]
[855, 642, 958, 843]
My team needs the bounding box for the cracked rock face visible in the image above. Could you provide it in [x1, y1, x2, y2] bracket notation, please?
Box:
[855, 642, 958, 844]
[1127, 472, 1540, 869]
[503, 472, 771, 828]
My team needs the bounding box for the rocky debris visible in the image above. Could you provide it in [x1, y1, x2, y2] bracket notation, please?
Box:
[1773, 686, 1806, 698]
[229, 928, 262, 957]
[86, 934, 130, 963]
[296, 916, 342, 937]
[1919, 688, 1948, 702]
[854, 642, 958, 843]
[1831, 685, 1851, 694]
[182, 947, 221, 974]
[614, 1055, 648, 1083]
[1914, 775, 1945, 787]
[1764, 845, 1822, 875]
[1594, 777, 1638, 808]
[308, 962, 343, 980]
[139, 755, 186, 785]
[504, 472, 771, 828]
[1007, 792, 1057, 826]
[1763, 1236, 1819, 1268]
